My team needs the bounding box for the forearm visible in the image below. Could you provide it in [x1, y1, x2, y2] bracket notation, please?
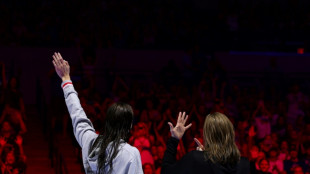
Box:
[62, 75, 71, 82]
[162, 137, 179, 169]
[62, 81, 97, 148]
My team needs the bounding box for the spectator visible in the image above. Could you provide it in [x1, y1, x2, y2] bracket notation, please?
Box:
[143, 163, 155, 174]
[279, 141, 290, 161]
[0, 105, 27, 136]
[268, 148, 284, 174]
[256, 158, 272, 174]
[0, 136, 26, 174]
[292, 165, 304, 174]
[131, 122, 154, 165]
[4, 77, 26, 120]
[253, 100, 272, 141]
[284, 149, 307, 174]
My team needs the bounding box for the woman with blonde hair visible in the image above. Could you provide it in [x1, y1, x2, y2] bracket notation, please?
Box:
[161, 112, 250, 174]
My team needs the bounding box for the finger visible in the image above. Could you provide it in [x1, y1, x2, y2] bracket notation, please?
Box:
[182, 112, 186, 122]
[53, 57, 60, 67]
[185, 123, 192, 130]
[52, 55, 57, 62]
[52, 60, 57, 67]
[196, 147, 203, 151]
[65, 60, 70, 67]
[177, 112, 182, 123]
[53, 55, 60, 66]
[57, 52, 63, 60]
[168, 122, 174, 131]
[54, 52, 59, 59]
[184, 115, 189, 124]
[60, 58, 65, 66]
[54, 52, 59, 60]
[55, 52, 62, 61]
[194, 138, 203, 147]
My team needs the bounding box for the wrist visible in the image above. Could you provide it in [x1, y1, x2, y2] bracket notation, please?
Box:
[62, 76, 71, 82]
[171, 134, 181, 140]
[170, 136, 180, 142]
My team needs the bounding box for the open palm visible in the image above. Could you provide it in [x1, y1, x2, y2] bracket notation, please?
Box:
[168, 112, 192, 140]
[52, 52, 70, 81]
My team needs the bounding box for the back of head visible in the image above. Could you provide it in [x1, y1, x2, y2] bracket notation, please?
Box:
[103, 102, 133, 137]
[203, 112, 240, 165]
[97, 102, 134, 174]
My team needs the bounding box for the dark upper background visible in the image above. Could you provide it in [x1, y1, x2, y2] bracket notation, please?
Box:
[1, 0, 310, 52]
[1, 0, 310, 105]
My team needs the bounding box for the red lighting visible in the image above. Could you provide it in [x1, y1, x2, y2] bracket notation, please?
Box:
[297, 48, 304, 54]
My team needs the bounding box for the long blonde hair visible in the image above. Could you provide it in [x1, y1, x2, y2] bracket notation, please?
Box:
[203, 112, 240, 164]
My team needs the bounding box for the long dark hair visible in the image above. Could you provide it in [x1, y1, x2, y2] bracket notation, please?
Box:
[93, 102, 134, 174]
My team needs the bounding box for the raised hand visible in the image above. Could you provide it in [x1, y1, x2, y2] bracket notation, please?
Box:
[168, 112, 192, 140]
[52, 52, 71, 81]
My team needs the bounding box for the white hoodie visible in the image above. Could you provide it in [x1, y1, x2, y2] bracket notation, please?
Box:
[62, 81, 143, 174]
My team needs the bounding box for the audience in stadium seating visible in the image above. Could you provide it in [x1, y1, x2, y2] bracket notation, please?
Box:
[0, 63, 27, 174]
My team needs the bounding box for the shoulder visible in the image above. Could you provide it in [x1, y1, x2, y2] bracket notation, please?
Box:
[184, 150, 206, 163]
[239, 157, 250, 164]
[187, 150, 204, 157]
[236, 157, 250, 173]
[121, 143, 141, 159]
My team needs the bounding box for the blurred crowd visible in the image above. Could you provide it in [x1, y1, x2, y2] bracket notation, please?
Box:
[0, 63, 27, 174]
[46, 49, 310, 174]
[1, 0, 310, 51]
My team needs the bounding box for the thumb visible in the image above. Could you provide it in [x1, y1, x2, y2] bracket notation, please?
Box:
[194, 138, 202, 146]
[194, 138, 205, 150]
[168, 122, 173, 131]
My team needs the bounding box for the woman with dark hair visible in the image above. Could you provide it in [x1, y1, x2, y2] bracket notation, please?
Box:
[161, 112, 250, 174]
[52, 52, 143, 174]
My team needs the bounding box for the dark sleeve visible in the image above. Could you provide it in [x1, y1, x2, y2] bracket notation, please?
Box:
[161, 137, 193, 174]
[237, 157, 250, 174]
[162, 137, 179, 168]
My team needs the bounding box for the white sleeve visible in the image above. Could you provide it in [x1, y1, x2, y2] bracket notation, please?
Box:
[127, 149, 143, 174]
[61, 80, 98, 149]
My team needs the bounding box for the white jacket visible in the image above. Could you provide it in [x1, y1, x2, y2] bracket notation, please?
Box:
[62, 80, 143, 174]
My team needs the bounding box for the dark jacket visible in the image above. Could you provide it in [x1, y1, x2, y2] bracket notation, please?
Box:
[161, 137, 250, 174]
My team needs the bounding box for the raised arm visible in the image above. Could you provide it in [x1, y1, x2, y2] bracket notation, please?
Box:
[162, 112, 192, 173]
[52, 52, 98, 148]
